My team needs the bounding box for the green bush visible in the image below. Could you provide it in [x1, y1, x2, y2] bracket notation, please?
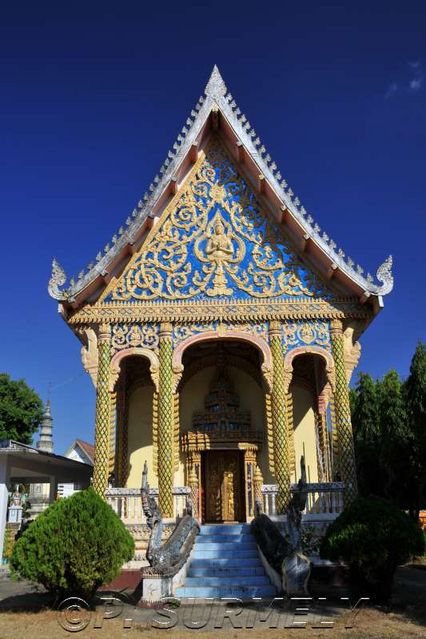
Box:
[10, 488, 134, 599]
[320, 497, 424, 603]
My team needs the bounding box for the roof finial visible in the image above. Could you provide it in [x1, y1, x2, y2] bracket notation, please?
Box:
[375, 255, 394, 294]
[48, 258, 68, 301]
[205, 64, 227, 99]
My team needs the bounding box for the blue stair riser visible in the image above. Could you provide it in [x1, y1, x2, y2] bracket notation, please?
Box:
[189, 558, 263, 569]
[197, 535, 256, 543]
[199, 525, 250, 534]
[192, 550, 258, 559]
[184, 576, 271, 587]
[188, 567, 265, 577]
[175, 586, 277, 598]
[193, 541, 257, 550]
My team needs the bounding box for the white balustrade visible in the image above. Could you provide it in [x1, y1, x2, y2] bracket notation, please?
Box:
[261, 482, 345, 519]
[105, 487, 191, 525]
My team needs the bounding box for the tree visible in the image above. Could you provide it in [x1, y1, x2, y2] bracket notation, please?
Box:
[320, 496, 424, 603]
[350, 345, 426, 519]
[0, 374, 43, 444]
[11, 488, 135, 599]
[405, 341, 426, 518]
[378, 370, 412, 507]
[351, 373, 385, 498]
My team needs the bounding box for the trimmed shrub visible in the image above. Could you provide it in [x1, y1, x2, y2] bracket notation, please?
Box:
[10, 488, 134, 599]
[2, 525, 17, 562]
[320, 496, 425, 602]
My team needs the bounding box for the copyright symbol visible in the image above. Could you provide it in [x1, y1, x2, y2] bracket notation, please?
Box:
[57, 597, 91, 632]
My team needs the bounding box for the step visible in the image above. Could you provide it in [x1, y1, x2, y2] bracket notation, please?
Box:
[175, 585, 277, 599]
[193, 541, 257, 551]
[189, 557, 263, 569]
[200, 524, 250, 534]
[192, 549, 259, 559]
[196, 534, 255, 544]
[188, 566, 265, 577]
[184, 576, 271, 587]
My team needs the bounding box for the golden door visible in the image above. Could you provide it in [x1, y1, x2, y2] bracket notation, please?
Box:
[203, 450, 244, 522]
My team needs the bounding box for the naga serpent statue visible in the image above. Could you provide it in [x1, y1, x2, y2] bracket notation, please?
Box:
[140, 461, 199, 577]
[251, 456, 311, 595]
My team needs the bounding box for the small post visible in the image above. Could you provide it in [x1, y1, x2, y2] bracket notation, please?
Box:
[0, 458, 9, 562]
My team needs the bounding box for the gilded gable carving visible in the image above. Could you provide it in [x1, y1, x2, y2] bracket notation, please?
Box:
[103, 143, 332, 304]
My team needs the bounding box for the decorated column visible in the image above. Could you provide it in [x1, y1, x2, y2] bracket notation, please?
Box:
[330, 319, 358, 504]
[158, 323, 175, 517]
[269, 321, 291, 512]
[253, 465, 264, 510]
[92, 324, 112, 496]
[243, 448, 257, 519]
[187, 454, 200, 521]
[115, 374, 128, 487]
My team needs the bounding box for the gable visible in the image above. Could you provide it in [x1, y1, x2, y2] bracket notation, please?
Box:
[102, 141, 333, 305]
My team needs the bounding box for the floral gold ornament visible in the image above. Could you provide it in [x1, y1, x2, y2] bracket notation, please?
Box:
[103, 144, 331, 304]
[282, 321, 331, 350]
[110, 323, 159, 354]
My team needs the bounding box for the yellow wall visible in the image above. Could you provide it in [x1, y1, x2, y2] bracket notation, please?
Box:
[291, 384, 318, 484]
[126, 385, 155, 488]
[124, 368, 320, 490]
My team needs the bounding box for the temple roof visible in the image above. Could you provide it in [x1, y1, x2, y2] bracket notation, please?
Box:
[49, 66, 393, 312]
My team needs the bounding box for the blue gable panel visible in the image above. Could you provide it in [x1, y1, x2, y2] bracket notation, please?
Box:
[104, 143, 332, 304]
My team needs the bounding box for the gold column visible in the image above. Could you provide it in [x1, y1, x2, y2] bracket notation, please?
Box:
[314, 410, 328, 482]
[286, 391, 295, 480]
[269, 321, 291, 512]
[115, 374, 129, 487]
[92, 324, 111, 496]
[330, 319, 358, 504]
[243, 449, 257, 519]
[187, 452, 201, 520]
[108, 389, 117, 482]
[253, 465, 264, 511]
[157, 323, 174, 517]
[189, 452, 202, 520]
[329, 396, 340, 480]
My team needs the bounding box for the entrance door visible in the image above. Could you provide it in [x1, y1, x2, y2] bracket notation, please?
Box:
[203, 450, 245, 523]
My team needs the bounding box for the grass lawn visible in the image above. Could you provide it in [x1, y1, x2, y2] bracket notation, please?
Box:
[0, 564, 424, 638]
[0, 606, 424, 638]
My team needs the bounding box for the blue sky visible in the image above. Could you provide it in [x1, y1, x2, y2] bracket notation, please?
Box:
[0, 2, 425, 454]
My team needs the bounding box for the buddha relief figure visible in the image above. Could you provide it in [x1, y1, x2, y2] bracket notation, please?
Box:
[204, 215, 234, 296]
[206, 217, 233, 260]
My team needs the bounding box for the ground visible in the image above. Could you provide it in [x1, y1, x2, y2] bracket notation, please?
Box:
[0, 564, 425, 638]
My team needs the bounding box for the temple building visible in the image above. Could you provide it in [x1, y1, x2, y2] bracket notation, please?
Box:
[48, 67, 393, 524]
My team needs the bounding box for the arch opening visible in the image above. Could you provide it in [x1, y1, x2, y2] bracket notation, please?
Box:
[289, 352, 334, 484]
[177, 338, 272, 523]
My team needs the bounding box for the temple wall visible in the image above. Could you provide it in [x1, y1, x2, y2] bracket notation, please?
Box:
[126, 385, 155, 488]
[291, 384, 318, 484]
[124, 366, 319, 490]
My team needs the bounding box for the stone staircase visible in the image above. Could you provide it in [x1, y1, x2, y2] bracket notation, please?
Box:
[175, 523, 277, 599]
